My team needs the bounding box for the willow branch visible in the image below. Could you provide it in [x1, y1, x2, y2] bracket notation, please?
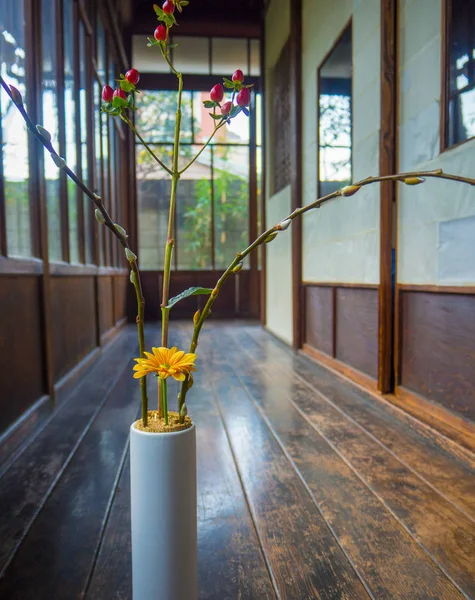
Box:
[177, 167, 475, 410]
[121, 114, 173, 176]
[0, 75, 150, 426]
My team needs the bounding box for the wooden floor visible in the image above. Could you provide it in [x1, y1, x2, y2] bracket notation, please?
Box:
[0, 322, 474, 599]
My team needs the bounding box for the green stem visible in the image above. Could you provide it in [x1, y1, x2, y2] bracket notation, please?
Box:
[160, 378, 169, 425]
[160, 73, 183, 346]
[121, 115, 173, 176]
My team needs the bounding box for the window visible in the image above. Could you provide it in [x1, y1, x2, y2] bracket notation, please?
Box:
[0, 0, 32, 257]
[136, 89, 254, 271]
[132, 35, 260, 77]
[445, 0, 475, 147]
[318, 25, 352, 196]
[42, 0, 61, 261]
[64, 0, 79, 263]
[79, 20, 93, 264]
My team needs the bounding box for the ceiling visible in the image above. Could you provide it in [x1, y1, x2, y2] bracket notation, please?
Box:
[121, 0, 266, 36]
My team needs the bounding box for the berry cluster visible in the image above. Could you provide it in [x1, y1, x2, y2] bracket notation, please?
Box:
[204, 69, 253, 123]
[101, 68, 141, 115]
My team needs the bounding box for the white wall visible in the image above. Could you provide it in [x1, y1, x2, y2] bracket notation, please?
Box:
[398, 0, 475, 285]
[264, 0, 293, 344]
[302, 0, 381, 284]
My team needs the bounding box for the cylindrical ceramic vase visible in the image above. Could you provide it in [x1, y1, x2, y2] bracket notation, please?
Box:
[130, 423, 197, 600]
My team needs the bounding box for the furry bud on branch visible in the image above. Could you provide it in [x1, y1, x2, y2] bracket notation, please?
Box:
[51, 154, 66, 169]
[264, 232, 278, 243]
[278, 219, 291, 230]
[125, 248, 137, 263]
[36, 125, 51, 143]
[9, 85, 23, 106]
[402, 177, 425, 185]
[193, 310, 200, 325]
[95, 209, 106, 224]
[114, 223, 128, 238]
[341, 185, 361, 197]
[232, 262, 243, 273]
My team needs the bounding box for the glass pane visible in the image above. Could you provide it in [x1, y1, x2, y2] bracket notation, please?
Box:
[448, 0, 475, 146]
[96, 17, 106, 82]
[213, 145, 249, 269]
[250, 39, 260, 76]
[64, 0, 79, 262]
[193, 90, 250, 145]
[1, 0, 32, 257]
[137, 144, 171, 270]
[93, 79, 104, 265]
[318, 25, 352, 195]
[212, 38, 247, 76]
[256, 92, 262, 146]
[172, 36, 209, 75]
[135, 90, 192, 144]
[132, 35, 169, 73]
[79, 22, 92, 263]
[177, 145, 212, 269]
[42, 0, 61, 261]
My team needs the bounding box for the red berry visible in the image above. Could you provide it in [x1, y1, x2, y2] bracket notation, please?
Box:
[210, 84, 224, 103]
[102, 85, 114, 103]
[125, 69, 140, 85]
[232, 69, 244, 84]
[154, 25, 167, 41]
[113, 89, 127, 101]
[236, 87, 251, 107]
[221, 101, 232, 116]
[162, 0, 175, 13]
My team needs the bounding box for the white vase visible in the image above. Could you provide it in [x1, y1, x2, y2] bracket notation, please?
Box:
[130, 422, 197, 600]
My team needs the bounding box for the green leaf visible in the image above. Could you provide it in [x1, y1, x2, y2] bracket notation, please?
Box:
[223, 78, 234, 89]
[230, 105, 242, 118]
[112, 96, 127, 109]
[209, 113, 223, 120]
[243, 83, 254, 88]
[165, 287, 213, 309]
[242, 107, 249, 117]
[203, 100, 217, 108]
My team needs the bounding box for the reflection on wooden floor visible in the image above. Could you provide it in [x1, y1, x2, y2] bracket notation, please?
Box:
[0, 322, 474, 599]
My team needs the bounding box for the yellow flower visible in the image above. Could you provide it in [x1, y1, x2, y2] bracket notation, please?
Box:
[133, 346, 197, 381]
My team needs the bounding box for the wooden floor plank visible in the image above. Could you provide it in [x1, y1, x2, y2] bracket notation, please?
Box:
[198, 332, 371, 600]
[220, 327, 472, 599]
[244, 325, 475, 516]
[84, 454, 133, 600]
[0, 359, 140, 600]
[0, 330, 136, 575]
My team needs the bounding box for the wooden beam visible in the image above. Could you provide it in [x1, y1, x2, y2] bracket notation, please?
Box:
[378, 0, 397, 394]
[290, 0, 302, 349]
[259, 21, 266, 326]
[29, 0, 55, 400]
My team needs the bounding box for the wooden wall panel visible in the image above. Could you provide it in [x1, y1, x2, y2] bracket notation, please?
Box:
[0, 277, 45, 432]
[98, 276, 114, 336]
[399, 291, 475, 422]
[113, 275, 128, 324]
[335, 288, 378, 379]
[304, 286, 334, 356]
[50, 277, 97, 381]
